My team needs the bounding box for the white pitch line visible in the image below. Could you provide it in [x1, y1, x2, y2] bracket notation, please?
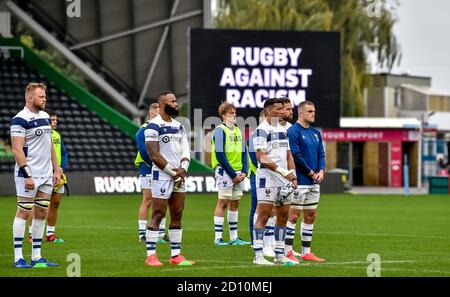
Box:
[195, 260, 250, 264]
[185, 260, 415, 265]
[58, 225, 219, 231]
[321, 260, 416, 265]
[161, 260, 417, 272]
[324, 265, 450, 275]
[378, 267, 450, 274]
[321, 231, 449, 240]
[57, 226, 449, 240]
[163, 264, 257, 272]
[59, 225, 132, 230]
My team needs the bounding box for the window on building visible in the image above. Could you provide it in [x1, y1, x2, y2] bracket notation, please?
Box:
[394, 87, 402, 107]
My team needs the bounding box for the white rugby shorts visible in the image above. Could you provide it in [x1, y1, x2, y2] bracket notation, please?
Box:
[290, 185, 320, 210]
[15, 176, 53, 198]
[215, 167, 244, 200]
[151, 179, 186, 199]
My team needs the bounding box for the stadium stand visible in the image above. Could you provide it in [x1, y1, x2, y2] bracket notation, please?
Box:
[0, 54, 137, 172]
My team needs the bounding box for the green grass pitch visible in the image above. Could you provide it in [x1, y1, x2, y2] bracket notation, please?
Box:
[0, 193, 449, 277]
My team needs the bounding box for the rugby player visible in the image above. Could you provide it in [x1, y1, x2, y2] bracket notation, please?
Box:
[11, 82, 61, 268]
[252, 98, 298, 266]
[43, 109, 68, 243]
[144, 91, 194, 266]
[285, 101, 326, 263]
[135, 103, 168, 243]
[211, 102, 250, 246]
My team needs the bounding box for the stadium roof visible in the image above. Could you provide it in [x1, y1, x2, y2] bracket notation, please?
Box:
[401, 84, 450, 97]
[340, 117, 421, 129]
[371, 72, 431, 80]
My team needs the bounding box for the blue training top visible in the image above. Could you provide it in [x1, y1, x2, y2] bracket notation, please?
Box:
[287, 122, 326, 186]
[135, 124, 152, 176]
[247, 131, 258, 178]
[60, 139, 68, 171]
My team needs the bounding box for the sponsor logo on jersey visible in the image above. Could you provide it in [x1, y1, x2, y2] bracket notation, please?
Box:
[228, 135, 242, 142]
[162, 135, 181, 143]
[35, 129, 43, 136]
[271, 141, 288, 149]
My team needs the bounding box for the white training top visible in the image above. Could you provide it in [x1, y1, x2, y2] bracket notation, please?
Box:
[144, 114, 190, 180]
[253, 120, 291, 188]
[10, 107, 53, 177]
[280, 121, 292, 131]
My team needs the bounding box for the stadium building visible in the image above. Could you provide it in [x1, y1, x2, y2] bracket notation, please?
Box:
[323, 117, 421, 188]
[0, 0, 213, 195]
[364, 73, 450, 186]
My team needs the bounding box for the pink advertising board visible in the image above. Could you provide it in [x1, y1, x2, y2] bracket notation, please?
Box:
[322, 129, 420, 187]
[322, 129, 420, 142]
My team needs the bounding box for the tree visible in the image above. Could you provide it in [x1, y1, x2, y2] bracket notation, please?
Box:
[16, 23, 89, 89]
[215, 0, 400, 116]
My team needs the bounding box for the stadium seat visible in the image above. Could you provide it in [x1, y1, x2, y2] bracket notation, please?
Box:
[0, 164, 11, 171]
[70, 163, 80, 171]
[0, 57, 137, 173]
[85, 130, 96, 138]
[98, 164, 108, 171]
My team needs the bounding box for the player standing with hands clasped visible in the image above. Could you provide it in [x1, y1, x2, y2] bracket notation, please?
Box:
[251, 98, 298, 266]
[210, 102, 250, 246]
[285, 101, 326, 263]
[144, 91, 194, 267]
[135, 103, 169, 244]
